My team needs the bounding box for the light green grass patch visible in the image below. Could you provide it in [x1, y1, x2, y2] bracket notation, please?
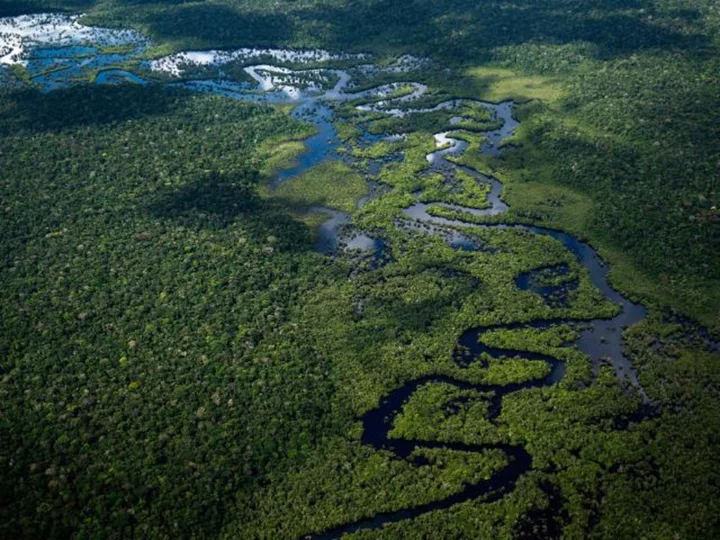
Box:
[420, 166, 491, 209]
[352, 139, 405, 160]
[464, 66, 564, 103]
[272, 161, 368, 213]
[335, 119, 362, 142]
[504, 181, 594, 234]
[294, 209, 330, 231]
[259, 140, 307, 179]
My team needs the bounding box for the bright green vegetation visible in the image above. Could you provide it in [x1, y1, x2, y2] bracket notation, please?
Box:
[419, 165, 491, 209]
[390, 382, 497, 442]
[351, 139, 404, 160]
[463, 67, 565, 104]
[2, 0, 720, 539]
[272, 161, 368, 212]
[258, 140, 309, 179]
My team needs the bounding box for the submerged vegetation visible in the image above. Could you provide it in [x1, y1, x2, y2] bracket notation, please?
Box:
[272, 161, 368, 213]
[0, 1, 719, 539]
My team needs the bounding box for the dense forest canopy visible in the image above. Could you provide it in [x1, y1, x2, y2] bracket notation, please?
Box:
[0, 1, 718, 539]
[1, 0, 716, 319]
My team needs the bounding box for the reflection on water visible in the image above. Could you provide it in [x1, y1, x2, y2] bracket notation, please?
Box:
[95, 69, 147, 86]
[0, 13, 146, 66]
[1, 12, 689, 538]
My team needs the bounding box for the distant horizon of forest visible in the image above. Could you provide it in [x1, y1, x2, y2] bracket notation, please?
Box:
[1, 1, 719, 539]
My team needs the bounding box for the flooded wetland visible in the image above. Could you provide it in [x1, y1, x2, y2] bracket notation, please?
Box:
[1, 8, 719, 540]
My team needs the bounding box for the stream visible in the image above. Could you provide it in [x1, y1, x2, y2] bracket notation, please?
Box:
[310, 98, 649, 539]
[0, 14, 668, 538]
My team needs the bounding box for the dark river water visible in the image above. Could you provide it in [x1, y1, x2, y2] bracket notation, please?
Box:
[0, 15, 679, 538]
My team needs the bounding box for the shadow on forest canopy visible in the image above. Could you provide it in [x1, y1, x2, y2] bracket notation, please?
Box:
[2, 0, 712, 62]
[0, 85, 186, 134]
[77, 0, 714, 62]
[0, 0, 94, 17]
[149, 171, 316, 252]
[304, 0, 711, 61]
[135, 3, 296, 47]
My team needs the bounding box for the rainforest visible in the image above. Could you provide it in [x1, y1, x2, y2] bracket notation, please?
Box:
[0, 1, 718, 539]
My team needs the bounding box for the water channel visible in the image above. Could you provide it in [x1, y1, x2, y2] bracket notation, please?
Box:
[0, 14, 678, 538]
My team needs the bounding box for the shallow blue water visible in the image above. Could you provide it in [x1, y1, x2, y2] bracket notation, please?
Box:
[24, 44, 147, 90]
[2, 26, 674, 538]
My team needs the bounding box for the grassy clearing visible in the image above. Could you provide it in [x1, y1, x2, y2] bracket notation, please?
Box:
[259, 140, 307, 179]
[271, 160, 368, 213]
[464, 67, 564, 103]
[351, 139, 405, 160]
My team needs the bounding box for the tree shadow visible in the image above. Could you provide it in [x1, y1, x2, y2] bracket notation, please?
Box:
[148, 170, 314, 252]
[0, 0, 94, 17]
[304, 0, 711, 61]
[0, 84, 183, 135]
[136, 3, 295, 48]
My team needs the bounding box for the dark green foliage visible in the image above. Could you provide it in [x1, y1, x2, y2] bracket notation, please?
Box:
[62, 0, 720, 318]
[1, 1, 720, 538]
[527, 53, 719, 285]
[0, 84, 335, 538]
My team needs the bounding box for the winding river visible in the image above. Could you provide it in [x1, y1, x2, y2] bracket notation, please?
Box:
[198, 61, 653, 538]
[180, 60, 654, 540]
[0, 14, 663, 538]
[309, 98, 650, 539]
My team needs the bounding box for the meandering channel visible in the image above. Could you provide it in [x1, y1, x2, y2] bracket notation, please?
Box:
[0, 15, 657, 538]
[308, 95, 650, 539]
